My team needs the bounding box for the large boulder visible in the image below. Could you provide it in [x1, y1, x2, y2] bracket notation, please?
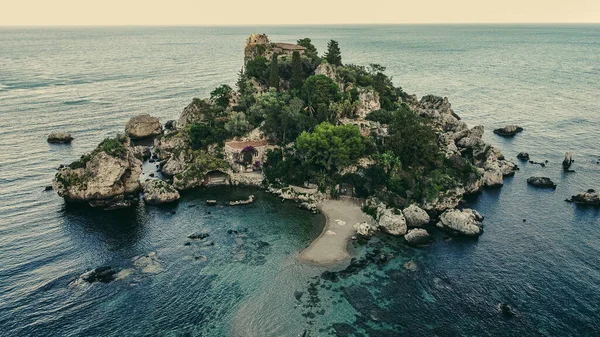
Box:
[405, 228, 431, 246]
[436, 208, 484, 236]
[354, 222, 377, 237]
[47, 131, 74, 144]
[125, 114, 162, 139]
[422, 187, 465, 213]
[143, 180, 180, 204]
[567, 189, 600, 205]
[53, 137, 142, 209]
[378, 208, 407, 235]
[493, 125, 523, 137]
[483, 170, 504, 187]
[527, 177, 557, 189]
[402, 204, 430, 227]
[517, 152, 530, 161]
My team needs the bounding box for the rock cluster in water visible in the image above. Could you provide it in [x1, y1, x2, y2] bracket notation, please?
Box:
[47, 131, 74, 144]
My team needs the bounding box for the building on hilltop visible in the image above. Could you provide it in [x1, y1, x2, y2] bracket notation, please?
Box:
[244, 34, 306, 61]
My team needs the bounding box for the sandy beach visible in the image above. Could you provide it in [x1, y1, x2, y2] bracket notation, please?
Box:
[298, 199, 373, 265]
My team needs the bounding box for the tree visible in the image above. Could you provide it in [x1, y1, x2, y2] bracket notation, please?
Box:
[302, 75, 340, 123]
[297, 38, 318, 56]
[249, 88, 289, 127]
[290, 51, 304, 91]
[210, 85, 232, 109]
[224, 111, 250, 137]
[295, 122, 365, 177]
[268, 53, 280, 90]
[324, 40, 342, 67]
[245, 56, 269, 83]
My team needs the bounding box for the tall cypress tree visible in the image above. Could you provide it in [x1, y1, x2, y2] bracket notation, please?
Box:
[324, 40, 342, 67]
[290, 51, 303, 91]
[268, 53, 280, 90]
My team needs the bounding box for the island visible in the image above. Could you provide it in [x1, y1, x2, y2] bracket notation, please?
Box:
[53, 34, 519, 264]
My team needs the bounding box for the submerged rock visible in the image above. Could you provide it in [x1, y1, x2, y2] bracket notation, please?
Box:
[142, 180, 180, 204]
[125, 114, 162, 139]
[132, 252, 163, 274]
[567, 190, 600, 205]
[499, 303, 516, 317]
[527, 177, 557, 189]
[402, 204, 430, 227]
[404, 228, 431, 246]
[493, 125, 523, 137]
[228, 195, 255, 206]
[436, 208, 484, 236]
[47, 131, 74, 144]
[188, 232, 210, 240]
[69, 266, 119, 288]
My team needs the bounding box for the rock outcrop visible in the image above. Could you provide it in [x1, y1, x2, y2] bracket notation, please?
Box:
[355, 88, 381, 119]
[354, 222, 377, 237]
[125, 114, 162, 139]
[562, 152, 574, 171]
[436, 208, 484, 236]
[402, 204, 430, 227]
[526, 177, 556, 189]
[567, 189, 600, 205]
[53, 137, 142, 210]
[378, 208, 407, 236]
[177, 98, 210, 128]
[142, 180, 180, 204]
[405, 228, 431, 246]
[493, 125, 523, 137]
[47, 131, 74, 144]
[517, 152, 530, 160]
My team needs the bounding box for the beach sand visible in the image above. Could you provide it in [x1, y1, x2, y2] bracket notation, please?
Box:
[298, 199, 373, 265]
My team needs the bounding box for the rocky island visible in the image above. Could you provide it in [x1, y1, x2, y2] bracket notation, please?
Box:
[53, 34, 520, 264]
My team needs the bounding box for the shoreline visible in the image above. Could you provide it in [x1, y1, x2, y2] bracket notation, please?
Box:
[297, 198, 372, 266]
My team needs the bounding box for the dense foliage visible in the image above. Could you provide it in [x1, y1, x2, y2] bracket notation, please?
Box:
[324, 40, 342, 67]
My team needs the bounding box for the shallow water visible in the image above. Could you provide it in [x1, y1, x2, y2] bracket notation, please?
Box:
[1, 25, 599, 336]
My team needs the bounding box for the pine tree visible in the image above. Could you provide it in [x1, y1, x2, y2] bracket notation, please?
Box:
[268, 53, 280, 90]
[324, 40, 342, 67]
[290, 51, 303, 91]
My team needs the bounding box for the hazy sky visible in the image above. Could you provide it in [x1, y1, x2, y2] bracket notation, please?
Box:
[2, 0, 599, 26]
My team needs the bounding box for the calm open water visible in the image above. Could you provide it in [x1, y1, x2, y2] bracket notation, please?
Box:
[1, 25, 599, 336]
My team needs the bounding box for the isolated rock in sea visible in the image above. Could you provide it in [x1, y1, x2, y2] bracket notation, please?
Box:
[354, 222, 377, 237]
[493, 125, 523, 137]
[567, 189, 600, 205]
[53, 137, 142, 210]
[499, 303, 516, 317]
[436, 208, 484, 236]
[526, 177, 557, 189]
[562, 152, 574, 171]
[402, 204, 430, 227]
[142, 180, 180, 204]
[125, 114, 162, 139]
[47, 131, 74, 144]
[404, 228, 431, 246]
[517, 152, 530, 160]
[378, 208, 407, 235]
[69, 266, 119, 288]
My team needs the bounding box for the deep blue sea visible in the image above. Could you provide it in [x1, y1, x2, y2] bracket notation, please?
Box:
[1, 25, 599, 336]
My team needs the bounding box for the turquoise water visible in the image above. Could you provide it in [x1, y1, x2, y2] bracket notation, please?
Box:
[1, 25, 600, 336]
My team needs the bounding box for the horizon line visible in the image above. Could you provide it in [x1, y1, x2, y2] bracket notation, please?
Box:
[1, 22, 600, 28]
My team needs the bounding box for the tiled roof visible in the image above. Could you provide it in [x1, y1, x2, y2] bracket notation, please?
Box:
[272, 43, 306, 51]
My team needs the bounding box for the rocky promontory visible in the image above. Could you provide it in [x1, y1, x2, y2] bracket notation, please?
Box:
[53, 136, 142, 210]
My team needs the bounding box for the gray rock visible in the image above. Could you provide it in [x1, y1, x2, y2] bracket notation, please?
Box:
[527, 177, 556, 189]
[378, 208, 407, 235]
[47, 131, 73, 144]
[567, 190, 600, 205]
[125, 114, 162, 139]
[562, 152, 574, 171]
[354, 222, 377, 237]
[493, 125, 523, 137]
[402, 204, 430, 227]
[436, 208, 484, 236]
[142, 180, 180, 204]
[404, 228, 431, 246]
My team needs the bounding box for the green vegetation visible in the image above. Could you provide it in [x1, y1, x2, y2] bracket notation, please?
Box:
[173, 35, 478, 206]
[324, 40, 342, 67]
[268, 54, 280, 90]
